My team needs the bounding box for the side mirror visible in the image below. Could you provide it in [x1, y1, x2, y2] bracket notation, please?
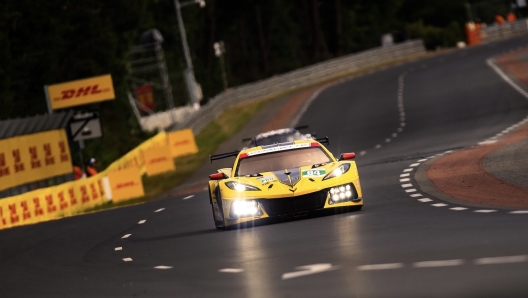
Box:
[338, 152, 355, 161]
[209, 173, 228, 180]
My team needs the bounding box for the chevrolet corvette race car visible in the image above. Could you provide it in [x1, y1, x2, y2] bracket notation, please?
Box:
[208, 138, 363, 229]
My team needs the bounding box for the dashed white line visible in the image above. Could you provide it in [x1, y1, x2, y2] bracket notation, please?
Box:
[410, 193, 423, 197]
[418, 198, 433, 202]
[375, 144, 382, 149]
[154, 208, 165, 213]
[359, 151, 367, 156]
[475, 255, 528, 265]
[281, 264, 338, 280]
[183, 195, 195, 200]
[154, 266, 173, 269]
[122, 234, 131, 239]
[401, 184, 413, 188]
[400, 178, 410, 182]
[409, 163, 420, 167]
[400, 173, 410, 177]
[432, 203, 448, 207]
[385, 138, 391, 143]
[219, 268, 245, 273]
[418, 159, 428, 162]
[510, 210, 528, 214]
[392, 133, 398, 138]
[123, 258, 133, 262]
[357, 263, 404, 271]
[138, 220, 146, 224]
[403, 168, 413, 172]
[405, 189, 417, 193]
[413, 259, 464, 268]
[478, 140, 498, 145]
[115, 247, 123, 251]
[450, 207, 468, 211]
[474, 210, 497, 213]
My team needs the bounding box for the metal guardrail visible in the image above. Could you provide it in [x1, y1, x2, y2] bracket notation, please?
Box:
[175, 40, 426, 134]
[480, 19, 528, 43]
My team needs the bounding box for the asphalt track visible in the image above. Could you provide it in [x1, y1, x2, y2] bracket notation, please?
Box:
[2, 36, 528, 297]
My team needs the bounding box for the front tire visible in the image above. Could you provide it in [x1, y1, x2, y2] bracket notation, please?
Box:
[210, 186, 226, 230]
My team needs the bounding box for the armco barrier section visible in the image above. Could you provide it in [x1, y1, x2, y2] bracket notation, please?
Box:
[175, 40, 426, 135]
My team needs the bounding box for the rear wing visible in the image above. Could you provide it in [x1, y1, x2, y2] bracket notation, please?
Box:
[210, 151, 240, 163]
[315, 136, 329, 146]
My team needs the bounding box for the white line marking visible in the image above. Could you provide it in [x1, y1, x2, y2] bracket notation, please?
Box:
[403, 168, 413, 172]
[410, 163, 420, 167]
[385, 138, 391, 143]
[219, 268, 245, 273]
[392, 133, 398, 138]
[401, 184, 413, 188]
[413, 259, 464, 268]
[154, 266, 173, 269]
[400, 178, 410, 182]
[375, 144, 382, 149]
[405, 189, 417, 193]
[479, 140, 498, 145]
[487, 58, 528, 99]
[123, 258, 133, 262]
[510, 210, 528, 214]
[474, 210, 497, 213]
[115, 247, 122, 251]
[475, 255, 528, 265]
[138, 220, 146, 224]
[122, 234, 131, 239]
[357, 263, 404, 271]
[418, 198, 433, 202]
[418, 159, 428, 162]
[154, 208, 165, 213]
[183, 195, 195, 200]
[400, 122, 406, 127]
[400, 173, 410, 177]
[432, 203, 448, 207]
[359, 151, 367, 156]
[450, 207, 468, 211]
[410, 193, 423, 197]
[397, 128, 403, 132]
[281, 264, 338, 280]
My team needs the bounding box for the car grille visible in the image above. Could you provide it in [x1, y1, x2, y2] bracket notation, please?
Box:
[257, 191, 328, 216]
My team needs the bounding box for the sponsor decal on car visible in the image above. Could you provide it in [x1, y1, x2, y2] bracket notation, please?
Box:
[301, 168, 326, 178]
[247, 143, 310, 156]
[257, 176, 275, 184]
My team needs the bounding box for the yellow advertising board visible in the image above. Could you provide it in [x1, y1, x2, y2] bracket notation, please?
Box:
[168, 129, 199, 158]
[107, 167, 144, 203]
[0, 129, 73, 192]
[47, 74, 115, 110]
[143, 145, 175, 176]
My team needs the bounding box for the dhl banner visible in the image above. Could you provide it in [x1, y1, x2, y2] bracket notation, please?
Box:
[0, 129, 72, 192]
[168, 129, 199, 158]
[107, 167, 144, 203]
[47, 74, 115, 110]
[143, 145, 175, 176]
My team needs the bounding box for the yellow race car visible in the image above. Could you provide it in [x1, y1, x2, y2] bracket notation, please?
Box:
[208, 138, 363, 229]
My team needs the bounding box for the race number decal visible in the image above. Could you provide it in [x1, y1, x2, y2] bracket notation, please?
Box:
[301, 169, 326, 178]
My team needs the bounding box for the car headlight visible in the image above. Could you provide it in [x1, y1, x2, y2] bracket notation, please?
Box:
[225, 181, 261, 191]
[322, 163, 351, 180]
[230, 200, 262, 218]
[328, 183, 357, 204]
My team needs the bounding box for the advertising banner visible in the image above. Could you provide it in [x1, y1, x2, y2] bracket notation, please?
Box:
[107, 167, 144, 203]
[0, 129, 72, 192]
[47, 74, 115, 110]
[143, 145, 175, 176]
[168, 129, 199, 158]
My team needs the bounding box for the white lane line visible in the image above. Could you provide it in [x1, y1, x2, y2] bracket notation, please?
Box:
[392, 133, 398, 138]
[400, 173, 410, 177]
[413, 259, 464, 268]
[450, 207, 468, 211]
[375, 144, 382, 149]
[219, 268, 245, 273]
[418, 198, 433, 202]
[154, 266, 173, 269]
[479, 140, 498, 145]
[115, 247, 123, 251]
[357, 263, 404, 271]
[410, 194, 423, 197]
[475, 255, 528, 265]
[487, 58, 528, 99]
[359, 151, 367, 156]
[281, 264, 338, 280]
[385, 138, 391, 143]
[405, 189, 417, 193]
[122, 234, 131, 239]
[183, 195, 195, 200]
[401, 184, 413, 188]
[403, 168, 413, 172]
[410, 163, 420, 167]
[397, 127, 403, 132]
[510, 210, 528, 214]
[432, 203, 448, 207]
[418, 159, 428, 162]
[400, 178, 410, 182]
[123, 258, 133, 262]
[138, 220, 146, 224]
[474, 210, 497, 213]
[154, 208, 165, 213]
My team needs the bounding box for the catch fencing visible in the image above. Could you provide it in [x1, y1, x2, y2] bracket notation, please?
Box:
[175, 40, 426, 134]
[480, 19, 528, 43]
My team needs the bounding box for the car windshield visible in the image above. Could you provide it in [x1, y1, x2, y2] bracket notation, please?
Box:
[249, 132, 303, 147]
[236, 147, 331, 176]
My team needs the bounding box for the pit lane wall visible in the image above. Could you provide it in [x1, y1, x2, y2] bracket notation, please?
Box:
[0, 128, 198, 230]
